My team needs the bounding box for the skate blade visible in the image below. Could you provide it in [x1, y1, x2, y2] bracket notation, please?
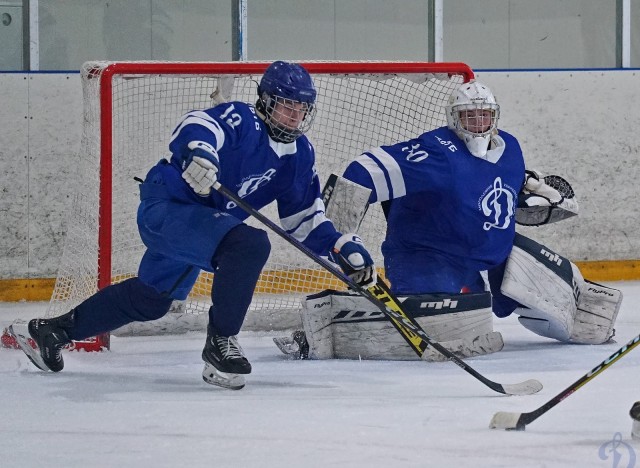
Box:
[202, 363, 245, 390]
[8, 323, 51, 372]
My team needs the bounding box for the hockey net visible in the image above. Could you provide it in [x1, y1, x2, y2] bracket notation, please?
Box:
[41, 61, 473, 350]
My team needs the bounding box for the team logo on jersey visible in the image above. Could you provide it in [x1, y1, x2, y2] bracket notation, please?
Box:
[226, 168, 277, 209]
[479, 177, 516, 231]
[237, 168, 277, 198]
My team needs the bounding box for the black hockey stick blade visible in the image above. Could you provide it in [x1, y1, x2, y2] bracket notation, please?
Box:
[490, 333, 640, 430]
[213, 182, 542, 396]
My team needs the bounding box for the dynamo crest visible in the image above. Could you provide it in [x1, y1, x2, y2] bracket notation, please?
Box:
[480, 177, 515, 231]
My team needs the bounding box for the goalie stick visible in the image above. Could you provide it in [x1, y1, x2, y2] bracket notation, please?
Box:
[213, 181, 542, 396]
[490, 333, 640, 431]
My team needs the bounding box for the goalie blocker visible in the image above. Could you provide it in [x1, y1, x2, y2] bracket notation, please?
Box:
[499, 233, 622, 344]
[275, 289, 504, 361]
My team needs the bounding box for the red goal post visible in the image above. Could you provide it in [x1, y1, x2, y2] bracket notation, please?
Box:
[29, 61, 474, 352]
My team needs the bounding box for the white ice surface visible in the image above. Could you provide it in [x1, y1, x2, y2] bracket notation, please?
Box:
[1, 282, 639, 468]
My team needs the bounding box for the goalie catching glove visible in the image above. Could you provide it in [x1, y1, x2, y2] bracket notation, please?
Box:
[516, 170, 579, 226]
[329, 233, 377, 288]
[181, 141, 220, 196]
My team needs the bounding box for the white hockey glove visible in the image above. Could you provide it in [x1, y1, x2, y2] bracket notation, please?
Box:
[522, 170, 562, 203]
[329, 233, 377, 289]
[181, 141, 220, 196]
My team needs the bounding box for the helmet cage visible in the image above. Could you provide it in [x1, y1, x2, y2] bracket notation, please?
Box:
[445, 80, 500, 158]
[260, 93, 317, 144]
[256, 61, 317, 143]
[451, 102, 500, 138]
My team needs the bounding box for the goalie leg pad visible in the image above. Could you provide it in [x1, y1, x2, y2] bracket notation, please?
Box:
[300, 291, 335, 359]
[501, 234, 580, 342]
[570, 280, 622, 344]
[294, 290, 502, 361]
[422, 331, 504, 362]
[501, 234, 621, 344]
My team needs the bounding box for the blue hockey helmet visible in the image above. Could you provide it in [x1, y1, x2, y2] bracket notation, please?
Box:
[256, 61, 317, 143]
[258, 61, 317, 105]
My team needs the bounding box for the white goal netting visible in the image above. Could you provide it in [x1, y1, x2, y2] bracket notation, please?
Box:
[46, 61, 472, 348]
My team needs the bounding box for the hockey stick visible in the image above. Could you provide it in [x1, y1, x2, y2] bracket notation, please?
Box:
[213, 181, 542, 396]
[490, 333, 640, 430]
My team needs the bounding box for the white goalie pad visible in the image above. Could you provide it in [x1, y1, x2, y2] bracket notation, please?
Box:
[322, 173, 372, 234]
[571, 280, 623, 344]
[516, 171, 579, 226]
[295, 289, 503, 361]
[501, 233, 621, 344]
[301, 292, 335, 360]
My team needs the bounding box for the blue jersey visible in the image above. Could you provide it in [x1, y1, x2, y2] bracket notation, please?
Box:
[145, 101, 340, 255]
[343, 126, 525, 272]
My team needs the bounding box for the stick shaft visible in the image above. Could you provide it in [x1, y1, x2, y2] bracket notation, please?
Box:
[214, 182, 539, 395]
[520, 333, 640, 426]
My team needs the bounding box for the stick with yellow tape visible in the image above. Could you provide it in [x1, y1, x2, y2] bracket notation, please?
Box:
[214, 181, 542, 396]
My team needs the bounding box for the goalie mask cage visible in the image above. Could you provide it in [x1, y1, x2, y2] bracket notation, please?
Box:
[44, 60, 473, 351]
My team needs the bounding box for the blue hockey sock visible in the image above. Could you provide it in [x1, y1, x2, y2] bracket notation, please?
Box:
[68, 277, 173, 340]
[208, 224, 271, 336]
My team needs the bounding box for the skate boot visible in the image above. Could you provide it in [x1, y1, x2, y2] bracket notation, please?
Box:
[273, 330, 309, 359]
[202, 327, 251, 390]
[9, 311, 74, 372]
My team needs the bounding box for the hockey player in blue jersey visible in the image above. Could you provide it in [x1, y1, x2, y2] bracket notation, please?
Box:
[12, 61, 376, 389]
[276, 80, 523, 361]
[343, 80, 521, 300]
[275, 79, 621, 362]
[338, 80, 621, 347]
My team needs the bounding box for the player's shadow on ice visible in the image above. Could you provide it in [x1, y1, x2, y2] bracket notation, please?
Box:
[15, 367, 336, 401]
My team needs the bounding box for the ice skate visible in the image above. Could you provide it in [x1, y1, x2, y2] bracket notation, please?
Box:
[273, 330, 309, 359]
[10, 313, 73, 372]
[202, 329, 251, 390]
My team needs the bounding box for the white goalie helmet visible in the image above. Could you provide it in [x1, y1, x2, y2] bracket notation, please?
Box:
[446, 80, 500, 158]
